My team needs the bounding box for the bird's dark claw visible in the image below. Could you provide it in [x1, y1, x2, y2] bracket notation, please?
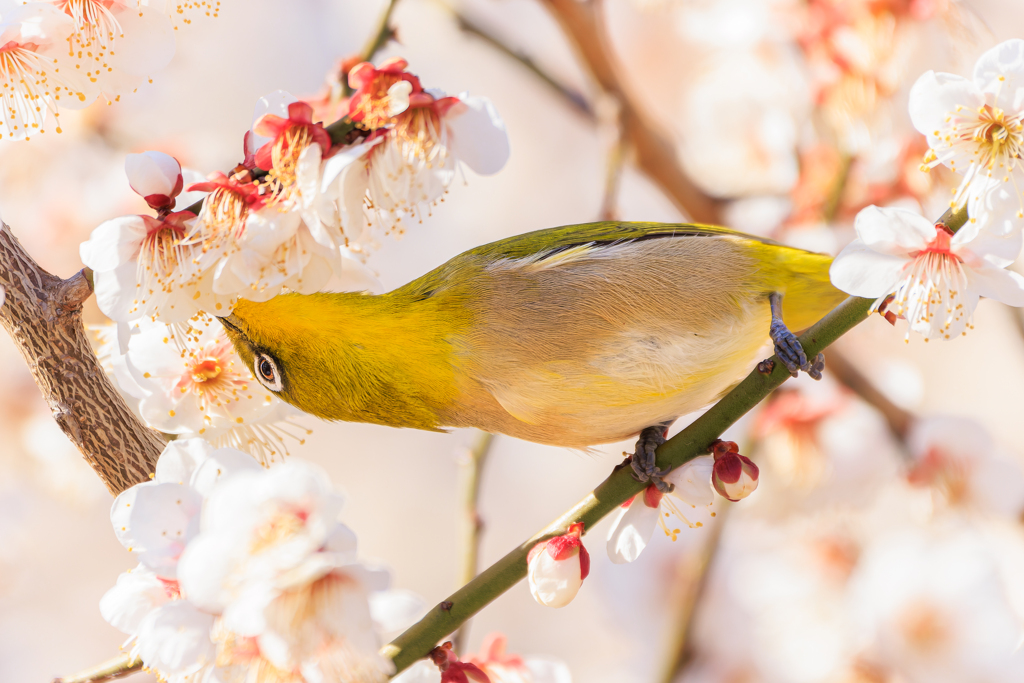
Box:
[767, 292, 825, 381]
[629, 421, 675, 493]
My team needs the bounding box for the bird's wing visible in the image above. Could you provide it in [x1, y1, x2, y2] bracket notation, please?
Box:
[396, 222, 786, 299]
[463, 221, 781, 262]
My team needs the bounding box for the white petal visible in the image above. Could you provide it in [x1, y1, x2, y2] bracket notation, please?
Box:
[665, 454, 716, 507]
[955, 220, 1023, 268]
[93, 262, 141, 325]
[99, 565, 170, 635]
[829, 240, 908, 297]
[189, 447, 262, 497]
[908, 70, 982, 143]
[125, 152, 182, 199]
[136, 601, 216, 677]
[528, 546, 584, 608]
[390, 660, 440, 683]
[107, 9, 175, 77]
[323, 248, 384, 294]
[446, 94, 511, 176]
[176, 534, 238, 612]
[973, 39, 1024, 110]
[605, 498, 658, 564]
[387, 80, 412, 117]
[854, 205, 934, 254]
[525, 657, 574, 683]
[966, 261, 1024, 306]
[369, 589, 426, 634]
[154, 438, 216, 484]
[110, 482, 202, 578]
[176, 169, 210, 210]
[80, 215, 146, 272]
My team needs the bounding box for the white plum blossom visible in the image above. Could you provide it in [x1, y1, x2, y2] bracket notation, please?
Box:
[346, 58, 511, 235]
[910, 39, 1024, 228]
[829, 205, 1024, 340]
[42, 0, 178, 103]
[176, 458, 393, 682]
[80, 151, 226, 328]
[906, 415, 1024, 517]
[117, 315, 307, 463]
[527, 523, 590, 608]
[103, 440, 396, 683]
[606, 456, 717, 564]
[190, 93, 364, 302]
[850, 525, 1024, 683]
[0, 4, 91, 140]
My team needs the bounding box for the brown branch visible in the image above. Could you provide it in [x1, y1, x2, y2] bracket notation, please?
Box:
[0, 223, 164, 495]
[539, 0, 724, 224]
[52, 654, 141, 683]
[824, 348, 913, 444]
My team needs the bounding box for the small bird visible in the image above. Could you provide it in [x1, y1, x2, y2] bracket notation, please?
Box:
[219, 222, 846, 487]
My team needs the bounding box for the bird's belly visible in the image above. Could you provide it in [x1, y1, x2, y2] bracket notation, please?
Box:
[451, 298, 771, 448]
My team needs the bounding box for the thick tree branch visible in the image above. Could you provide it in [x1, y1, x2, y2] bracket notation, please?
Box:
[539, 0, 724, 224]
[383, 294, 874, 674]
[0, 223, 164, 495]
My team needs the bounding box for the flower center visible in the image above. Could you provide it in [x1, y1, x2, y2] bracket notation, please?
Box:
[351, 72, 407, 129]
[0, 41, 84, 137]
[190, 358, 222, 383]
[883, 226, 969, 341]
[250, 504, 309, 554]
[264, 125, 314, 204]
[968, 104, 1024, 171]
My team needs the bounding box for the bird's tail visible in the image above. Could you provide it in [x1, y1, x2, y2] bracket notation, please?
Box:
[750, 242, 850, 332]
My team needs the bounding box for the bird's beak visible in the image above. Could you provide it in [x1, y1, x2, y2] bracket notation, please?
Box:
[217, 314, 243, 336]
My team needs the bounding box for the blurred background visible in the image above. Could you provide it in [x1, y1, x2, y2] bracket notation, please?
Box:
[4, 0, 1024, 681]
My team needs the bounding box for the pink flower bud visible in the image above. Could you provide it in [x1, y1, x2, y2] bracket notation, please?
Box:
[125, 151, 184, 212]
[429, 641, 491, 683]
[526, 522, 590, 608]
[712, 448, 759, 502]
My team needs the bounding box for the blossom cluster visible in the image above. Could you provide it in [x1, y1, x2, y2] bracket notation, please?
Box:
[0, 0, 216, 140]
[79, 58, 508, 458]
[101, 438, 401, 683]
[830, 40, 1024, 341]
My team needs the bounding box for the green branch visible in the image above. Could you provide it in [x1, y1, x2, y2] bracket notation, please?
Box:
[383, 293, 875, 673]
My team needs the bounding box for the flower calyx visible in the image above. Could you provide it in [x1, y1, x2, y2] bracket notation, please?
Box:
[428, 641, 491, 683]
[709, 440, 760, 502]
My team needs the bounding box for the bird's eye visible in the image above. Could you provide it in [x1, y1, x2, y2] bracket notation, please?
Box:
[254, 353, 283, 392]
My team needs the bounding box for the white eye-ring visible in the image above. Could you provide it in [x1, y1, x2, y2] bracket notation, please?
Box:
[254, 353, 283, 392]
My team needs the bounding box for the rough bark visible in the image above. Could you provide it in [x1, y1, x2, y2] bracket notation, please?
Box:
[0, 223, 164, 495]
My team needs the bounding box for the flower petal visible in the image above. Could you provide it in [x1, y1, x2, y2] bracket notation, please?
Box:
[99, 565, 171, 636]
[966, 261, 1024, 306]
[446, 94, 511, 176]
[973, 39, 1024, 110]
[908, 70, 983, 144]
[80, 215, 146, 272]
[664, 454, 716, 507]
[854, 205, 934, 254]
[605, 498, 659, 564]
[126, 152, 182, 199]
[829, 240, 908, 297]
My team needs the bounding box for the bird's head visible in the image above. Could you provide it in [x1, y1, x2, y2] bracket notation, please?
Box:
[217, 295, 332, 414]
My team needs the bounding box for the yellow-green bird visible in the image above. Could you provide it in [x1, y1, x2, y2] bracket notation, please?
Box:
[219, 222, 846, 486]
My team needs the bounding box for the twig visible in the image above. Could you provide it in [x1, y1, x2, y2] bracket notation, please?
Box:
[0, 224, 164, 495]
[452, 430, 496, 654]
[52, 653, 140, 683]
[822, 153, 854, 224]
[443, 5, 594, 120]
[539, 0, 724, 224]
[598, 123, 628, 221]
[382, 293, 875, 674]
